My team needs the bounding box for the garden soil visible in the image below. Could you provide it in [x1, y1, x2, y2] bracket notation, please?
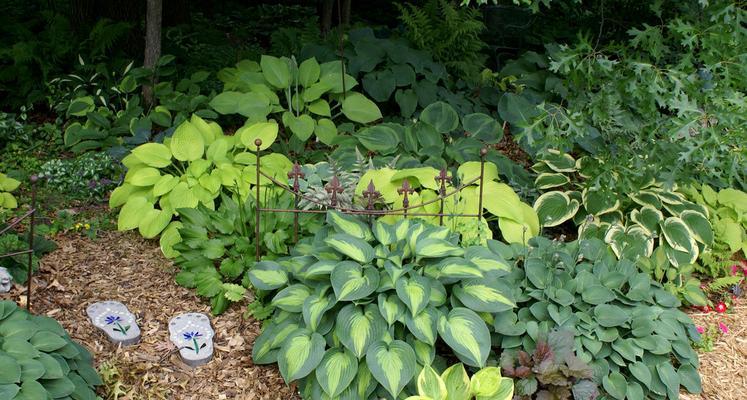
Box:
[0, 231, 299, 400]
[2, 230, 746, 400]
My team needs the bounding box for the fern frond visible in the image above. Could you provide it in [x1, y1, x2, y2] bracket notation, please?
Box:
[708, 275, 743, 293]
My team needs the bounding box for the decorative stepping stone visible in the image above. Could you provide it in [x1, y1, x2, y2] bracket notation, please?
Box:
[86, 301, 141, 346]
[169, 312, 214, 367]
[0, 267, 11, 293]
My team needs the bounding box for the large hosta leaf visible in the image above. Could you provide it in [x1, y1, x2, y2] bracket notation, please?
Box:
[441, 363, 471, 400]
[170, 121, 205, 161]
[327, 211, 373, 241]
[238, 121, 278, 151]
[316, 347, 358, 397]
[248, 261, 288, 290]
[417, 365, 448, 400]
[331, 262, 379, 301]
[325, 234, 375, 263]
[131, 143, 172, 168]
[453, 278, 515, 313]
[680, 210, 713, 245]
[342, 93, 382, 123]
[660, 217, 697, 253]
[271, 284, 312, 312]
[336, 304, 386, 358]
[405, 307, 440, 345]
[534, 191, 579, 227]
[277, 329, 325, 382]
[366, 340, 417, 398]
[303, 289, 335, 332]
[415, 238, 463, 258]
[396, 275, 432, 316]
[437, 308, 491, 367]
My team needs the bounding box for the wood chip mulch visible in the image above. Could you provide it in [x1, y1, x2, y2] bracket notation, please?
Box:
[682, 304, 747, 400]
[0, 230, 298, 400]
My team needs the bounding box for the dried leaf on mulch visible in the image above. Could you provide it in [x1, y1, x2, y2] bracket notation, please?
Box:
[0, 231, 299, 400]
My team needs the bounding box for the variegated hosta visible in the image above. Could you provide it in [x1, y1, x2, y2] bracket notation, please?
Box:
[531, 151, 712, 304]
[110, 114, 293, 243]
[249, 211, 517, 399]
[405, 364, 513, 400]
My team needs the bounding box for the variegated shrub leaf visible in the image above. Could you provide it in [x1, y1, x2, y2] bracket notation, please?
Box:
[327, 210, 373, 241]
[336, 304, 386, 358]
[366, 340, 417, 398]
[331, 261, 379, 301]
[661, 217, 697, 253]
[277, 329, 325, 383]
[248, 261, 288, 290]
[325, 233, 375, 263]
[396, 274, 432, 316]
[315, 347, 358, 397]
[405, 306, 441, 345]
[437, 308, 491, 367]
[629, 206, 663, 234]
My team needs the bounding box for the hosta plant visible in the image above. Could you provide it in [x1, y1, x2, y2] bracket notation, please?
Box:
[167, 192, 322, 315]
[111, 114, 292, 240]
[500, 329, 598, 400]
[494, 237, 702, 400]
[212, 55, 382, 145]
[0, 172, 20, 210]
[404, 364, 513, 400]
[0, 300, 102, 400]
[250, 212, 516, 399]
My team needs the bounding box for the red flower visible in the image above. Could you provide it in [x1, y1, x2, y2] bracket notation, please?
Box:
[715, 302, 727, 313]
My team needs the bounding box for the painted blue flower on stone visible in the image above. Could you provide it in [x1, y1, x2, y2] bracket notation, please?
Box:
[183, 331, 203, 340]
[105, 315, 122, 325]
[105, 315, 130, 335]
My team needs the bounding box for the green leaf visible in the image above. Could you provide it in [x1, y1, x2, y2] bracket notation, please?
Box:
[680, 210, 713, 245]
[583, 188, 620, 215]
[602, 372, 627, 400]
[29, 331, 68, 352]
[41, 376, 76, 398]
[288, 114, 315, 141]
[67, 96, 94, 116]
[418, 365, 447, 400]
[342, 93, 382, 123]
[248, 261, 288, 290]
[316, 347, 358, 397]
[277, 329, 325, 382]
[223, 283, 246, 302]
[131, 143, 172, 168]
[299, 58, 321, 88]
[261, 55, 292, 89]
[678, 364, 702, 394]
[128, 167, 161, 187]
[366, 340, 417, 398]
[535, 173, 570, 190]
[453, 279, 515, 313]
[534, 191, 579, 227]
[0, 354, 20, 384]
[238, 121, 278, 151]
[656, 362, 680, 399]
[436, 257, 484, 280]
[441, 363, 471, 400]
[437, 308, 491, 367]
[315, 118, 338, 145]
[661, 217, 697, 253]
[17, 359, 44, 382]
[327, 211, 373, 240]
[302, 290, 335, 332]
[331, 262, 379, 301]
[138, 208, 172, 238]
[594, 304, 629, 327]
[357, 125, 400, 153]
[378, 293, 406, 326]
[420, 101, 459, 133]
[582, 285, 616, 305]
[170, 121, 205, 161]
[396, 275, 432, 316]
[629, 361, 652, 388]
[471, 367, 511, 399]
[0, 384, 19, 399]
[17, 380, 46, 399]
[463, 113, 502, 143]
[325, 234, 375, 263]
[117, 197, 152, 231]
[405, 307, 440, 345]
[272, 284, 312, 312]
[336, 304, 386, 358]
[415, 238, 464, 258]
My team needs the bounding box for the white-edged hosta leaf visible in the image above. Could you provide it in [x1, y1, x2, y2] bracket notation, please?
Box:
[327, 211, 373, 241]
[277, 329, 325, 383]
[415, 238, 463, 258]
[583, 188, 620, 216]
[248, 261, 288, 290]
[271, 284, 312, 312]
[629, 191, 662, 209]
[417, 365, 447, 400]
[661, 217, 697, 253]
[325, 234, 375, 263]
[331, 262, 379, 301]
[535, 172, 570, 189]
[543, 151, 576, 172]
[336, 304, 386, 358]
[453, 278, 515, 313]
[396, 275, 432, 316]
[316, 347, 358, 397]
[441, 363, 470, 400]
[303, 289, 336, 332]
[437, 308, 491, 368]
[366, 340, 417, 398]
[680, 210, 713, 245]
[661, 240, 698, 266]
[534, 191, 579, 227]
[378, 293, 406, 326]
[405, 307, 440, 345]
[630, 206, 663, 234]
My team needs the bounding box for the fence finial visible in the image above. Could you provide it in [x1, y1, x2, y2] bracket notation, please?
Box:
[398, 180, 415, 217]
[325, 176, 343, 207]
[363, 180, 381, 210]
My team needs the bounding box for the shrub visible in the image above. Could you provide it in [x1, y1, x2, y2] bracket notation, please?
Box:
[38, 152, 120, 202]
[250, 212, 516, 399]
[0, 300, 102, 399]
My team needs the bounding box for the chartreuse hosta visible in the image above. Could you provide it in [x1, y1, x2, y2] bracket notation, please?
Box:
[110, 114, 292, 242]
[353, 161, 539, 246]
[683, 184, 747, 258]
[0, 171, 21, 210]
[405, 364, 513, 400]
[531, 151, 712, 304]
[249, 211, 517, 399]
[212, 55, 382, 145]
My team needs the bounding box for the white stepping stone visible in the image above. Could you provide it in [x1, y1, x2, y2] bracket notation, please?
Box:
[86, 301, 141, 346]
[169, 312, 214, 367]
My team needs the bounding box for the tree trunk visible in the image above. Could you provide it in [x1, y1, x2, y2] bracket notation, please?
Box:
[143, 0, 163, 109]
[320, 0, 334, 37]
[341, 0, 351, 26]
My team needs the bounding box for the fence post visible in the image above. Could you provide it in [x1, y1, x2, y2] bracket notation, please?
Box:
[254, 140, 262, 262]
[477, 147, 488, 225]
[288, 163, 304, 243]
[325, 176, 343, 208]
[26, 175, 37, 311]
[398, 180, 415, 219]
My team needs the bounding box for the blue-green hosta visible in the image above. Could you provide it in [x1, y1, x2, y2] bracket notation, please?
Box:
[531, 151, 711, 304]
[353, 161, 538, 246]
[405, 364, 513, 400]
[250, 211, 517, 399]
[212, 55, 381, 145]
[0, 300, 102, 400]
[0, 172, 20, 210]
[110, 115, 293, 241]
[494, 237, 702, 400]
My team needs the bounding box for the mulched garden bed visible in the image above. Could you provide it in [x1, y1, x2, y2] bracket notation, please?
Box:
[2, 230, 746, 399]
[1, 230, 298, 400]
